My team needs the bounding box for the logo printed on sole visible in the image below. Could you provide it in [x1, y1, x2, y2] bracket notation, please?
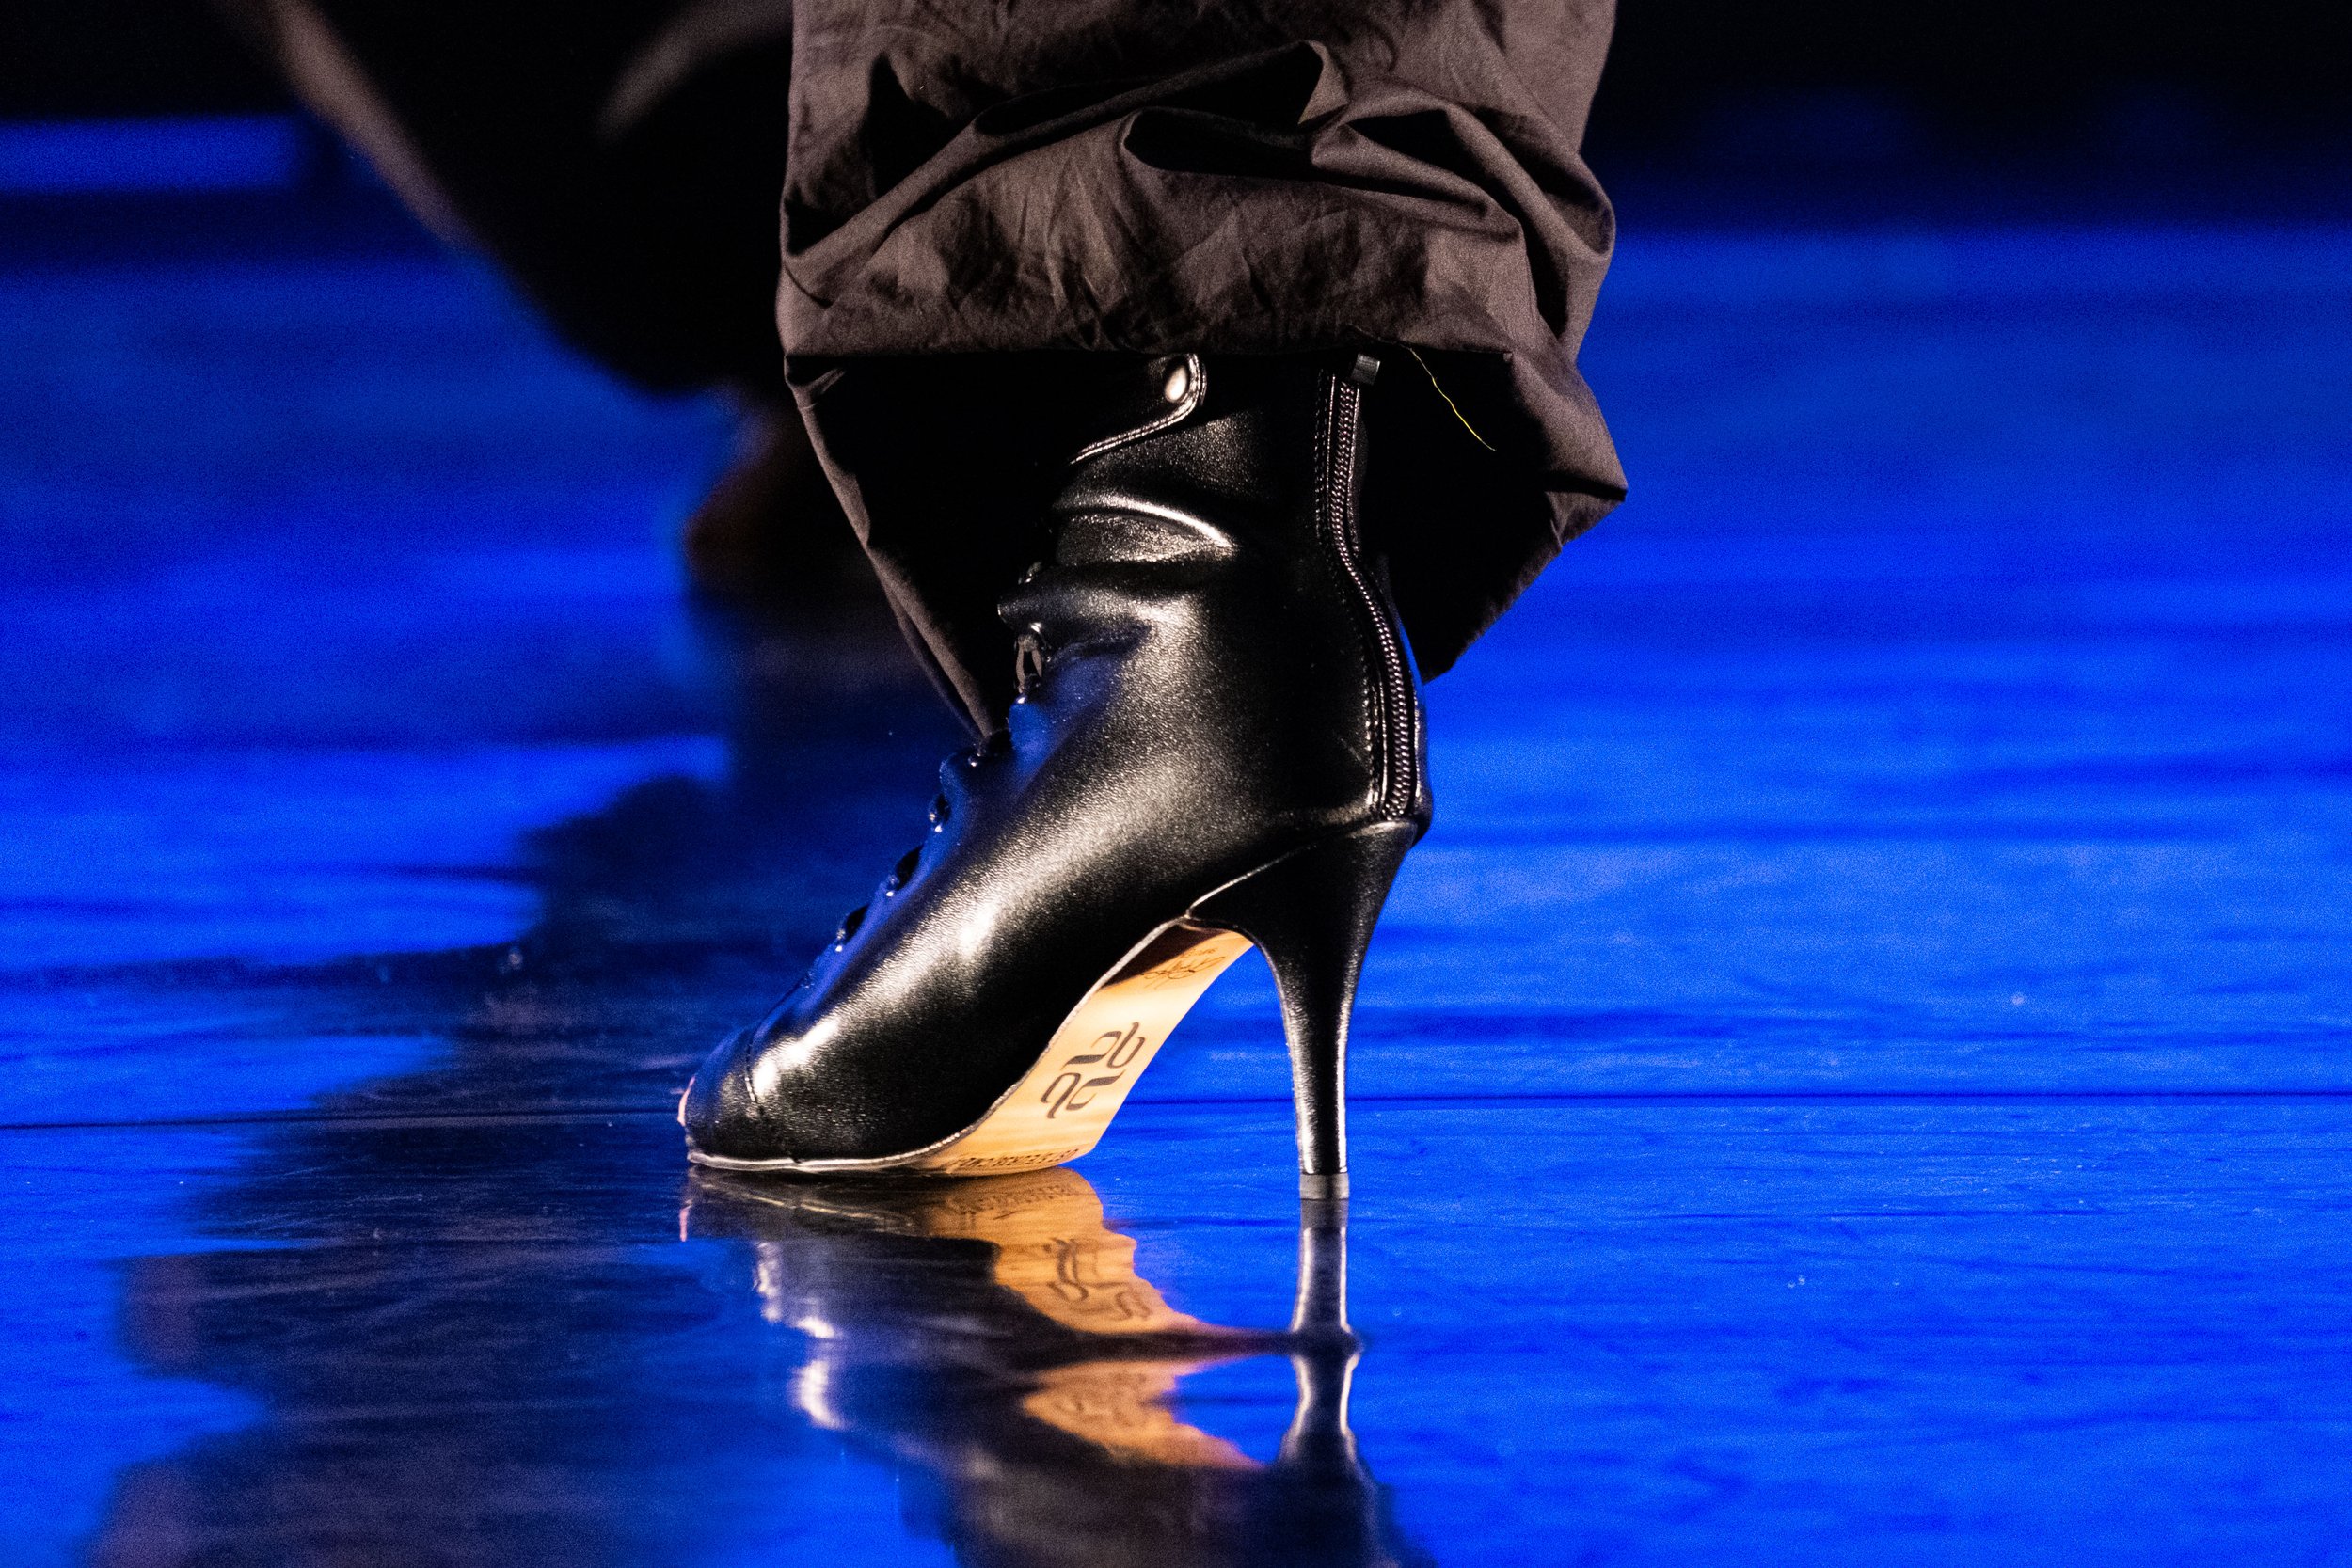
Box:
[939, 1148, 1084, 1174]
[1144, 944, 1235, 984]
[1041, 1022, 1148, 1119]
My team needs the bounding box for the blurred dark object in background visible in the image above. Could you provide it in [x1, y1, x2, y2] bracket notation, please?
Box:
[4, 0, 2348, 240]
[1590, 0, 2352, 225]
[0, 0, 278, 119]
[7, 0, 2351, 157]
[1595, 0, 2352, 156]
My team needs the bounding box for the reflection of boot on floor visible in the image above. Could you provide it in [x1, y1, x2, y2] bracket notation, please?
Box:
[682, 1168, 1433, 1568]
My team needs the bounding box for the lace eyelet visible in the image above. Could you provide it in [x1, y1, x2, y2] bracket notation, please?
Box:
[1014, 631, 1051, 697]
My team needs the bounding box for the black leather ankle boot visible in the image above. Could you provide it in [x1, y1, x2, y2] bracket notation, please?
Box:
[680, 353, 1430, 1196]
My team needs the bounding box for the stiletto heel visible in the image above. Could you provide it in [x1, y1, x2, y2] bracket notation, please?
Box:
[1192, 823, 1419, 1198]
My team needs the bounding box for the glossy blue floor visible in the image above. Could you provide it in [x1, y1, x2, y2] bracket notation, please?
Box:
[4, 178, 2350, 1564]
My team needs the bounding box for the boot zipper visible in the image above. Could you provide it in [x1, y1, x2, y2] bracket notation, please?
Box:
[1320, 370, 1420, 821]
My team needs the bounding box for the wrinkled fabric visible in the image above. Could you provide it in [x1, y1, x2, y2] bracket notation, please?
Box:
[222, 0, 1626, 714]
[780, 5, 1627, 684]
[784, 12, 1620, 462]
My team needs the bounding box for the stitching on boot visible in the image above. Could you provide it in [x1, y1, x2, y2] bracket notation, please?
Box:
[1071, 354, 1205, 464]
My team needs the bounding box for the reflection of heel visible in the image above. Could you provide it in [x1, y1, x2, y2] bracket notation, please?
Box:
[1282, 1196, 1360, 1468]
[1192, 822, 1418, 1198]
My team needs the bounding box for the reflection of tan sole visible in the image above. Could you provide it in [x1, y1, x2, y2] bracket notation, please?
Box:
[707, 1166, 1262, 1465]
[687, 922, 1255, 1177]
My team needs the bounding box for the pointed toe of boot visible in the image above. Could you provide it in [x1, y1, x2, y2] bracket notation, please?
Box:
[681, 1029, 795, 1167]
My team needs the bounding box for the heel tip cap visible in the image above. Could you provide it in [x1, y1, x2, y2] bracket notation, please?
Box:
[1299, 1171, 1349, 1200]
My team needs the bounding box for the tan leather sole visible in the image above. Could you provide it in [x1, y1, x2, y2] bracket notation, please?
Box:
[686, 922, 1255, 1177]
